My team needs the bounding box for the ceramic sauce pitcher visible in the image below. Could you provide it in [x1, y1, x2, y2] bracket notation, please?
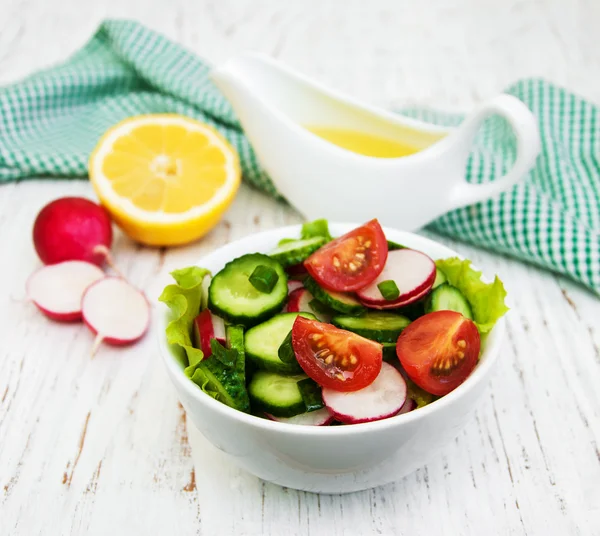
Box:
[211, 53, 540, 230]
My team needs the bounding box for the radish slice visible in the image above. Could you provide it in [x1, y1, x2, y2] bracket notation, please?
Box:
[357, 249, 436, 307]
[287, 280, 304, 293]
[397, 398, 416, 415]
[322, 362, 407, 424]
[286, 288, 330, 322]
[193, 309, 226, 356]
[26, 261, 104, 322]
[81, 277, 150, 355]
[266, 408, 334, 426]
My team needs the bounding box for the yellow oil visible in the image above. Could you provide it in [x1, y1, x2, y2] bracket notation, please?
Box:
[305, 126, 421, 158]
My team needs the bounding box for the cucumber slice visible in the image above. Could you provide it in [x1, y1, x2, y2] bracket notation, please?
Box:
[425, 283, 473, 319]
[332, 311, 411, 343]
[432, 268, 447, 289]
[270, 237, 326, 267]
[248, 371, 308, 418]
[208, 253, 288, 327]
[245, 312, 315, 373]
[304, 276, 365, 315]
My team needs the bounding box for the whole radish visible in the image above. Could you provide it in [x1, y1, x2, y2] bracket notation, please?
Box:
[33, 197, 113, 266]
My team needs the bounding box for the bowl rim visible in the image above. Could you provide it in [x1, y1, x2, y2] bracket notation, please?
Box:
[157, 223, 505, 436]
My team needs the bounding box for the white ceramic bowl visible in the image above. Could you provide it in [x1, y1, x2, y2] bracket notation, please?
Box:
[158, 224, 505, 494]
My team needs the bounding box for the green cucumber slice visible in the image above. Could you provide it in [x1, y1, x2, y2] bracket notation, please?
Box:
[269, 237, 326, 267]
[248, 371, 308, 418]
[208, 253, 288, 327]
[245, 312, 315, 373]
[332, 311, 411, 343]
[432, 268, 447, 289]
[304, 276, 365, 315]
[425, 283, 473, 319]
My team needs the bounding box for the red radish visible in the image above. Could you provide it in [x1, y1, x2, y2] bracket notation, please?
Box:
[26, 261, 104, 322]
[397, 398, 416, 415]
[193, 309, 226, 357]
[286, 288, 330, 322]
[265, 407, 334, 426]
[33, 197, 113, 267]
[81, 277, 150, 355]
[357, 249, 436, 308]
[322, 362, 407, 424]
[287, 280, 304, 293]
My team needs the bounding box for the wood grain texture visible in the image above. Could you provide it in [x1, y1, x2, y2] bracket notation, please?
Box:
[1, 1, 599, 534]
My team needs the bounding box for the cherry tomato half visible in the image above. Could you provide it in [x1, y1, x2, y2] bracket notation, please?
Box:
[291, 316, 383, 392]
[304, 219, 388, 292]
[396, 310, 480, 396]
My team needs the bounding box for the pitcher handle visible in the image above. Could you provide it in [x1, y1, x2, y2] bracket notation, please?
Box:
[450, 94, 541, 208]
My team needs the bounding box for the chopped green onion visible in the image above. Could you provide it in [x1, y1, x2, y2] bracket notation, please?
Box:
[301, 219, 332, 241]
[277, 331, 296, 364]
[387, 240, 407, 251]
[297, 378, 325, 412]
[249, 265, 279, 293]
[377, 280, 400, 301]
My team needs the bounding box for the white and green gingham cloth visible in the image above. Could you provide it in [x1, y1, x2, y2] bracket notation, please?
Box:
[1, 20, 598, 295]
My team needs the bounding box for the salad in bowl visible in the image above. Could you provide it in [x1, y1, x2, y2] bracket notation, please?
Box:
[160, 219, 507, 428]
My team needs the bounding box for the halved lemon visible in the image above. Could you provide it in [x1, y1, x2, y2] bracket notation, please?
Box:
[89, 114, 241, 246]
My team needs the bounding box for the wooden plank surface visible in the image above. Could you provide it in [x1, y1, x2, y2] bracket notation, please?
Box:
[1, 1, 599, 534]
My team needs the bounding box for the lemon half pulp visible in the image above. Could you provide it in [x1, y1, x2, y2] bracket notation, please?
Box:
[89, 114, 241, 246]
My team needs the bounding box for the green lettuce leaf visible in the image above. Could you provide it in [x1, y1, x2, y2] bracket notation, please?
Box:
[301, 218, 332, 241]
[435, 257, 508, 333]
[160, 268, 250, 412]
[278, 219, 333, 246]
[159, 266, 211, 369]
[406, 378, 436, 409]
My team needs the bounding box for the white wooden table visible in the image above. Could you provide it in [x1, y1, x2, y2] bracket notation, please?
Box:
[1, 1, 599, 534]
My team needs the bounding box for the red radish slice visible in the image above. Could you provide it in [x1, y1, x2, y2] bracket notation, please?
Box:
[26, 261, 104, 322]
[82, 277, 150, 355]
[265, 408, 334, 426]
[397, 398, 416, 415]
[33, 197, 113, 267]
[286, 288, 330, 322]
[287, 280, 304, 293]
[322, 362, 407, 424]
[357, 249, 435, 307]
[193, 309, 226, 357]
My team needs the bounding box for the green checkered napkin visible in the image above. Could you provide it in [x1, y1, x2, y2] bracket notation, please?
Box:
[1, 20, 598, 295]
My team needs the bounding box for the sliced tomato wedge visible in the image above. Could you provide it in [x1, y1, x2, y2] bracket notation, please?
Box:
[396, 310, 480, 396]
[303, 219, 388, 292]
[291, 316, 382, 392]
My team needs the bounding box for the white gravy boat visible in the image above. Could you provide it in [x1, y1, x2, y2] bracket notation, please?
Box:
[211, 53, 540, 230]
